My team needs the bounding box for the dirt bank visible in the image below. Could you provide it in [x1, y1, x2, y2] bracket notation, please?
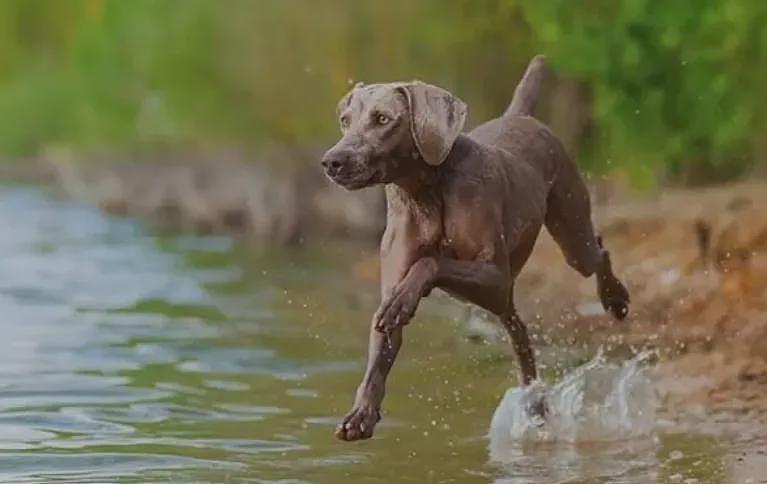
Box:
[531, 182, 767, 414]
[521, 183, 767, 416]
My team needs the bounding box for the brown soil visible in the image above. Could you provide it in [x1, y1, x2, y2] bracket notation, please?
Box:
[587, 183, 767, 415]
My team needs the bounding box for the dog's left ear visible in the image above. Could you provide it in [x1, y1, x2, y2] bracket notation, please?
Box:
[398, 82, 467, 166]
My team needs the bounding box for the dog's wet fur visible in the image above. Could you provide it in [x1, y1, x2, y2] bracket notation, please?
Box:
[321, 55, 630, 441]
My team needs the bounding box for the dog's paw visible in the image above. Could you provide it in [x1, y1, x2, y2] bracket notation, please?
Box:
[596, 249, 630, 320]
[335, 404, 381, 441]
[598, 274, 630, 320]
[526, 394, 548, 427]
[373, 284, 421, 333]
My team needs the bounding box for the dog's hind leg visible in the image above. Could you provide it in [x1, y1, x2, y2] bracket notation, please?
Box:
[593, 235, 630, 319]
[501, 306, 538, 385]
[501, 226, 543, 385]
[502, 286, 546, 420]
[544, 157, 630, 320]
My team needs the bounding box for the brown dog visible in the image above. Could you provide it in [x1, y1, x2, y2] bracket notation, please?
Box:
[321, 55, 630, 441]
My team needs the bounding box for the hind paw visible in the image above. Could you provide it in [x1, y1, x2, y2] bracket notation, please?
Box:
[526, 394, 548, 427]
[596, 248, 630, 320]
[598, 274, 630, 320]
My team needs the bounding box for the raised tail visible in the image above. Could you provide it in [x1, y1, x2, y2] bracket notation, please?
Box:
[504, 55, 548, 117]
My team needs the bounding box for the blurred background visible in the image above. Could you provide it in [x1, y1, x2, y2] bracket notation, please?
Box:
[1, 1, 767, 482]
[2, 1, 767, 230]
[2, 0, 766, 176]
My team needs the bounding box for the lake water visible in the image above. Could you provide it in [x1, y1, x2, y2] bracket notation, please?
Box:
[0, 185, 752, 483]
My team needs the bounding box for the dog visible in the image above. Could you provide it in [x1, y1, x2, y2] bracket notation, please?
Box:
[320, 55, 630, 441]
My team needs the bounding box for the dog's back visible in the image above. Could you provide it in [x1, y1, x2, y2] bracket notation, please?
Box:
[468, 55, 567, 186]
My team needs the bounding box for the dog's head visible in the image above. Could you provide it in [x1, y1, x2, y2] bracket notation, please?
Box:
[321, 82, 466, 190]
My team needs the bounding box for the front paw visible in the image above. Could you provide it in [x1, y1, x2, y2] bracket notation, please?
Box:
[373, 285, 420, 333]
[335, 403, 381, 441]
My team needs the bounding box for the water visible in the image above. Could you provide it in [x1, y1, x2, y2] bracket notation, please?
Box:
[0, 185, 750, 483]
[489, 350, 656, 447]
[489, 352, 660, 482]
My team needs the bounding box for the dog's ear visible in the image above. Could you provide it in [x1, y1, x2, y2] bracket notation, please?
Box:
[398, 82, 467, 166]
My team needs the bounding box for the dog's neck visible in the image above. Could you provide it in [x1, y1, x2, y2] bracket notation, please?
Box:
[388, 164, 436, 194]
[383, 134, 472, 222]
[384, 161, 439, 227]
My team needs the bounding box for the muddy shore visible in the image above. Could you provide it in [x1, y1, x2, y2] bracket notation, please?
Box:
[533, 183, 767, 417]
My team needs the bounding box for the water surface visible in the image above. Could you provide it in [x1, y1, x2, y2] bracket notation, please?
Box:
[0, 185, 748, 483]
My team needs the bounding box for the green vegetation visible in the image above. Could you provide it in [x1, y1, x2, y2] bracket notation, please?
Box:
[1, 0, 766, 185]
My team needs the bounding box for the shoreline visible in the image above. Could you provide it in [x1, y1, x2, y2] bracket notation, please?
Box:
[2, 150, 386, 246]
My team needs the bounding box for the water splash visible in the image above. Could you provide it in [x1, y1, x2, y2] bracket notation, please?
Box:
[489, 350, 656, 458]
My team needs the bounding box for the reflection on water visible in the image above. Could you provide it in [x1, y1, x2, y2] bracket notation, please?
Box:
[0, 186, 737, 482]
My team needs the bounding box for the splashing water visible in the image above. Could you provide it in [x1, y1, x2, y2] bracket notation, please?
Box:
[489, 350, 656, 458]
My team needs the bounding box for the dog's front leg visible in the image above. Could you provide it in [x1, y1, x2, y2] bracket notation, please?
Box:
[374, 256, 510, 333]
[335, 321, 401, 441]
[337, 256, 510, 441]
[336, 258, 440, 441]
[335, 258, 410, 442]
[372, 258, 439, 333]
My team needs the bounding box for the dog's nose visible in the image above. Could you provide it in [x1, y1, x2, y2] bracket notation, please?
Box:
[320, 151, 350, 175]
[320, 158, 342, 171]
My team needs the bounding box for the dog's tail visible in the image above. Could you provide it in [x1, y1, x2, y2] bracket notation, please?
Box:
[504, 55, 547, 117]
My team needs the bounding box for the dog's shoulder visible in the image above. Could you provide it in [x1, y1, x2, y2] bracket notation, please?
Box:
[440, 134, 499, 186]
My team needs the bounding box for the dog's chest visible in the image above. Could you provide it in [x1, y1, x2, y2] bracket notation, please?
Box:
[383, 187, 493, 262]
[439, 223, 490, 261]
[437, 195, 499, 260]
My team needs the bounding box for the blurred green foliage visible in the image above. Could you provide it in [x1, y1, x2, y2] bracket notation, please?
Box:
[1, 0, 765, 185]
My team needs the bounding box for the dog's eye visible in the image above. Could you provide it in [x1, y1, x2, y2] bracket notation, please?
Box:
[339, 116, 350, 128]
[376, 114, 390, 125]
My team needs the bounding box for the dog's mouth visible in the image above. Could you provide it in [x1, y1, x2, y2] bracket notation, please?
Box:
[328, 169, 380, 190]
